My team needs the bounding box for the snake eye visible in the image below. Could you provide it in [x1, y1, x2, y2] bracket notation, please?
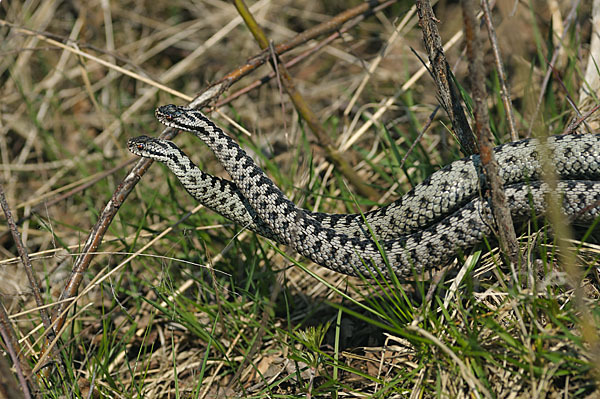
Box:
[137, 144, 144, 150]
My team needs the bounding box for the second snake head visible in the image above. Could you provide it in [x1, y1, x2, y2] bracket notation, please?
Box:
[127, 135, 184, 164]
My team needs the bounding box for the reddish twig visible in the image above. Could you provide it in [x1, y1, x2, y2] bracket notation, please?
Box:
[462, 0, 520, 267]
[217, 0, 398, 108]
[564, 103, 600, 134]
[190, 0, 394, 108]
[53, 153, 159, 329]
[415, 0, 476, 155]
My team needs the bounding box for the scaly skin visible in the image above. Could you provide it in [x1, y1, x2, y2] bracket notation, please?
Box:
[126, 104, 600, 278]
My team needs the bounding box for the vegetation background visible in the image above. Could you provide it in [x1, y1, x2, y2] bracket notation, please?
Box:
[1, 0, 600, 397]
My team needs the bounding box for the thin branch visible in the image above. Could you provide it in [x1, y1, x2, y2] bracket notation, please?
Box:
[191, 0, 395, 108]
[462, 0, 520, 267]
[0, 185, 66, 380]
[564, 103, 600, 134]
[415, 0, 476, 155]
[217, 0, 398, 108]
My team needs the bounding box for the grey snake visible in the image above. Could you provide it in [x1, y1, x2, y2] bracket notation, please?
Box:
[127, 104, 600, 278]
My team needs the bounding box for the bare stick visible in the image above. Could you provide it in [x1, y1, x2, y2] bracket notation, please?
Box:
[564, 104, 600, 134]
[216, 0, 398, 108]
[462, 0, 520, 267]
[0, 185, 66, 378]
[415, 0, 476, 155]
[194, 0, 395, 107]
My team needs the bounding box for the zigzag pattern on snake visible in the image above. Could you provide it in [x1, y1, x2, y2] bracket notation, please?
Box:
[127, 104, 600, 278]
[128, 135, 367, 242]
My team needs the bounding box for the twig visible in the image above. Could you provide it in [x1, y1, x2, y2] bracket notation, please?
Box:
[53, 153, 161, 331]
[399, 106, 440, 169]
[191, 0, 395, 108]
[0, 185, 67, 379]
[415, 0, 476, 155]
[545, 55, 587, 127]
[216, 0, 398, 109]
[563, 104, 600, 134]
[462, 0, 520, 267]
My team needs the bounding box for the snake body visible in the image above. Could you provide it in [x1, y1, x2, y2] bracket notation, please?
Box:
[128, 104, 600, 278]
[127, 136, 458, 241]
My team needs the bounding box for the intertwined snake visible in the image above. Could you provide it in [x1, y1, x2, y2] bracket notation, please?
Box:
[127, 104, 600, 278]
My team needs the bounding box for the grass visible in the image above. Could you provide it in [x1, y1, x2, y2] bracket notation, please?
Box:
[1, 0, 600, 397]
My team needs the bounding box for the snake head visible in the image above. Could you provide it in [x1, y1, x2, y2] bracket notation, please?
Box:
[155, 104, 187, 123]
[127, 135, 176, 162]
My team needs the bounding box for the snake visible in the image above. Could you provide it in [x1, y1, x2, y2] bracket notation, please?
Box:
[127, 104, 600, 278]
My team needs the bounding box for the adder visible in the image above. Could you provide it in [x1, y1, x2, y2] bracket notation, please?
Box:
[127, 105, 600, 278]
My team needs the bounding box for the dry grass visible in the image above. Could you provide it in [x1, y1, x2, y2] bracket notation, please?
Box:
[1, 0, 600, 397]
